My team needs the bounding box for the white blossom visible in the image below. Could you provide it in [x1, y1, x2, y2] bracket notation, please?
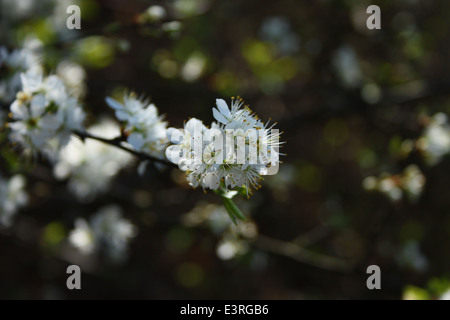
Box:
[0, 174, 28, 226]
[166, 97, 283, 195]
[440, 289, 450, 300]
[69, 205, 137, 262]
[106, 94, 168, 159]
[0, 44, 43, 103]
[396, 240, 428, 273]
[56, 60, 87, 99]
[8, 71, 85, 159]
[216, 237, 248, 260]
[418, 113, 450, 165]
[363, 165, 425, 203]
[54, 118, 133, 202]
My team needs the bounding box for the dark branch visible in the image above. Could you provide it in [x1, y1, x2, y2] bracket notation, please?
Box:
[73, 130, 178, 168]
[252, 234, 356, 273]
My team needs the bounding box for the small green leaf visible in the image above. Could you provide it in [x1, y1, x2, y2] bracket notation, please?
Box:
[222, 196, 246, 221]
[214, 187, 246, 224]
[223, 200, 238, 226]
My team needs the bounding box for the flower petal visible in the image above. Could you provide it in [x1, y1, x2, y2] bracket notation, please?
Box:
[216, 99, 230, 118]
[127, 132, 145, 150]
[30, 94, 46, 118]
[10, 101, 29, 120]
[105, 97, 124, 111]
[213, 107, 228, 124]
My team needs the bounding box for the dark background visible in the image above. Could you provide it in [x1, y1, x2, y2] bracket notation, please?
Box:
[1, 0, 450, 299]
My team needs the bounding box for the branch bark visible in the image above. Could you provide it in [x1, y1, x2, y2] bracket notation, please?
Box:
[73, 130, 178, 168]
[252, 234, 356, 273]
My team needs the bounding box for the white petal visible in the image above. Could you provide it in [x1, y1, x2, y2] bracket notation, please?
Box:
[20, 72, 42, 93]
[8, 122, 27, 134]
[115, 110, 129, 122]
[216, 99, 230, 118]
[185, 118, 205, 134]
[213, 108, 228, 124]
[30, 94, 46, 117]
[137, 161, 149, 176]
[167, 128, 184, 143]
[127, 132, 145, 150]
[105, 97, 124, 111]
[203, 172, 220, 190]
[10, 101, 29, 119]
[39, 114, 61, 130]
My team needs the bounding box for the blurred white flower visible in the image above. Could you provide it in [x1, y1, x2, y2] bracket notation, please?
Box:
[69, 219, 95, 254]
[56, 60, 87, 99]
[396, 240, 428, 273]
[0, 43, 42, 103]
[182, 202, 231, 234]
[417, 113, 450, 165]
[216, 237, 248, 260]
[181, 53, 206, 82]
[54, 118, 133, 202]
[182, 202, 256, 260]
[8, 71, 85, 159]
[332, 45, 363, 88]
[401, 165, 426, 201]
[0, 0, 53, 20]
[259, 16, 300, 55]
[0, 174, 28, 226]
[69, 205, 137, 262]
[138, 5, 167, 23]
[363, 165, 425, 203]
[106, 94, 168, 159]
[440, 289, 450, 300]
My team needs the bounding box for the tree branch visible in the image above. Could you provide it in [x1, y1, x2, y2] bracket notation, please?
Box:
[252, 234, 356, 273]
[73, 130, 178, 168]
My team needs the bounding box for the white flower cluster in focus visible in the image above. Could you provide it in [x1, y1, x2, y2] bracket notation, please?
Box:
[166, 97, 282, 194]
[106, 93, 168, 159]
[0, 174, 28, 226]
[69, 205, 137, 262]
[8, 71, 85, 159]
[54, 119, 134, 202]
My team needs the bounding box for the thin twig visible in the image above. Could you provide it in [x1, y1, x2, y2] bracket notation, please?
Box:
[252, 234, 355, 273]
[73, 130, 178, 168]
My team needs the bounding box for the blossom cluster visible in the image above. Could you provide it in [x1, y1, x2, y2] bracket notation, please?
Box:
[0, 44, 42, 104]
[0, 174, 28, 227]
[165, 97, 282, 194]
[54, 119, 133, 202]
[69, 205, 137, 262]
[8, 71, 85, 159]
[106, 94, 169, 159]
[1, 42, 284, 232]
[363, 165, 426, 203]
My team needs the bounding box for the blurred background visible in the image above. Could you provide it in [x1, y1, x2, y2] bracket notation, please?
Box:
[1, 0, 450, 299]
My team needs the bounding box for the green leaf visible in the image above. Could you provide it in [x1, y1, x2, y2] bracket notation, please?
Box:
[223, 200, 238, 226]
[214, 187, 246, 224]
[222, 196, 246, 222]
